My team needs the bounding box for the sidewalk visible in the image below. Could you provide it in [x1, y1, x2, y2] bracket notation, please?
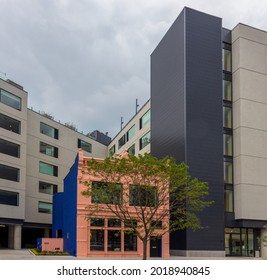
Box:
[0, 249, 262, 260]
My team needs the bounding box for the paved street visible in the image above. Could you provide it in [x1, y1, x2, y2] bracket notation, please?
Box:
[0, 249, 262, 260]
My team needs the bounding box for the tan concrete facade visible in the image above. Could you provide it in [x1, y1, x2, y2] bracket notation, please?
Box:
[232, 24, 267, 221]
[108, 100, 151, 156]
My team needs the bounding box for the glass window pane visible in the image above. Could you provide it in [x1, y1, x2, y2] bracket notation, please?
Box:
[0, 138, 20, 158]
[223, 107, 232, 129]
[140, 131, 151, 150]
[90, 218, 105, 227]
[39, 162, 58, 177]
[224, 134, 233, 156]
[78, 139, 92, 153]
[224, 189, 233, 212]
[224, 161, 233, 184]
[40, 142, 58, 158]
[108, 230, 121, 251]
[127, 125, 135, 141]
[0, 113, 21, 134]
[0, 189, 19, 206]
[223, 49, 232, 72]
[0, 89, 21, 110]
[40, 122, 58, 139]
[38, 201, 52, 214]
[128, 144, 135, 156]
[124, 232, 137, 251]
[118, 135, 126, 149]
[223, 80, 232, 101]
[108, 219, 121, 228]
[129, 185, 157, 207]
[92, 182, 122, 204]
[0, 164, 20, 182]
[90, 229, 104, 251]
[39, 181, 57, 195]
[140, 110, 150, 129]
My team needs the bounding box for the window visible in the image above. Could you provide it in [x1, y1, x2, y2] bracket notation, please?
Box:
[109, 145, 115, 157]
[224, 134, 233, 157]
[124, 232, 137, 251]
[40, 142, 58, 158]
[38, 201, 52, 214]
[140, 131, 151, 150]
[223, 80, 232, 102]
[39, 162, 58, 177]
[129, 185, 157, 207]
[223, 49, 232, 72]
[0, 113, 21, 134]
[108, 230, 121, 251]
[128, 144, 135, 156]
[118, 135, 126, 149]
[151, 220, 162, 229]
[140, 110, 150, 129]
[108, 219, 121, 228]
[90, 229, 104, 251]
[0, 138, 20, 158]
[0, 88, 21, 110]
[90, 218, 105, 227]
[78, 139, 92, 153]
[40, 122, 58, 139]
[91, 182, 122, 204]
[224, 160, 233, 184]
[223, 106, 232, 129]
[0, 164, 20, 182]
[126, 125, 135, 141]
[224, 189, 233, 212]
[0, 189, 19, 206]
[39, 181, 58, 195]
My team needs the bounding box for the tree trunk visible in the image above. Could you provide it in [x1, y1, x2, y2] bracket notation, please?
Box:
[142, 238, 147, 260]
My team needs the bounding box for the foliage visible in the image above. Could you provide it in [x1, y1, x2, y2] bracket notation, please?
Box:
[64, 122, 78, 131]
[81, 153, 213, 259]
[261, 225, 267, 247]
[30, 248, 70, 256]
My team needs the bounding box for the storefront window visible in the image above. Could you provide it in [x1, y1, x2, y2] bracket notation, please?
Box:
[108, 230, 121, 251]
[90, 229, 104, 251]
[124, 232, 137, 251]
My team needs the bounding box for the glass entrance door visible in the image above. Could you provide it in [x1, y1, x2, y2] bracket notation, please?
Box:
[225, 232, 241, 256]
[225, 228, 254, 257]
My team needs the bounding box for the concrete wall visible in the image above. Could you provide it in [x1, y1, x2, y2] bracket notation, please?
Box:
[232, 24, 267, 220]
[0, 79, 28, 221]
[25, 109, 107, 225]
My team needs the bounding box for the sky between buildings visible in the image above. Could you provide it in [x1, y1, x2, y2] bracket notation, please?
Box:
[1, 0, 267, 137]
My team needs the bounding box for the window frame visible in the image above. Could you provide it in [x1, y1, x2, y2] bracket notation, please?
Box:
[0, 88, 21, 110]
[40, 122, 58, 139]
[0, 138, 20, 158]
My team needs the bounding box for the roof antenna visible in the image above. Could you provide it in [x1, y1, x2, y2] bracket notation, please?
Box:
[120, 116, 124, 130]
[136, 98, 139, 114]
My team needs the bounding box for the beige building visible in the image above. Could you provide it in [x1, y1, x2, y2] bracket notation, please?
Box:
[0, 78, 109, 248]
[108, 100, 151, 157]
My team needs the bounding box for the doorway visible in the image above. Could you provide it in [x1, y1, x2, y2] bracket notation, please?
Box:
[150, 237, 162, 257]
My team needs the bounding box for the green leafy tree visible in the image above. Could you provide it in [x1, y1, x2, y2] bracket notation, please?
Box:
[82, 153, 212, 260]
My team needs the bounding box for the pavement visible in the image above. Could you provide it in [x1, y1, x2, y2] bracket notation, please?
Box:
[0, 249, 263, 260]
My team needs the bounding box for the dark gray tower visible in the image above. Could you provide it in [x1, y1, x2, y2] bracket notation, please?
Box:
[151, 7, 224, 256]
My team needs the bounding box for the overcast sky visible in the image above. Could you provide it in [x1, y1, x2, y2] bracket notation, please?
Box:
[1, 0, 267, 138]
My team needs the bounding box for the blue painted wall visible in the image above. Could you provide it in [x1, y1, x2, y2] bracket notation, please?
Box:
[52, 154, 78, 256]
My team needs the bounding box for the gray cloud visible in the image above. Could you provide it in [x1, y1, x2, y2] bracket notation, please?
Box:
[1, 0, 267, 137]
